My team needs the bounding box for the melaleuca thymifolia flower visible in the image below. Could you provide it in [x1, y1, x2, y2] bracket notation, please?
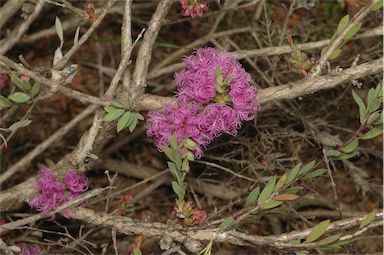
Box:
[179, 0, 208, 18]
[146, 47, 260, 158]
[29, 168, 89, 213]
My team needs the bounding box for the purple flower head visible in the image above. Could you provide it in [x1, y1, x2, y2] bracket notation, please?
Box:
[147, 47, 259, 158]
[35, 168, 65, 195]
[179, 0, 208, 18]
[146, 102, 208, 158]
[17, 243, 42, 255]
[63, 169, 89, 193]
[0, 75, 8, 90]
[29, 190, 66, 213]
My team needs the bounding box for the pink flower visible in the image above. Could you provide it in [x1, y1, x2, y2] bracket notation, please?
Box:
[179, 0, 208, 18]
[63, 169, 89, 193]
[0, 75, 7, 90]
[17, 243, 42, 255]
[146, 47, 260, 158]
[29, 168, 89, 213]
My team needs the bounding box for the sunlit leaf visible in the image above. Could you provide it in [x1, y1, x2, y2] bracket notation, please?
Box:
[286, 163, 302, 184]
[117, 111, 131, 132]
[360, 210, 376, 229]
[245, 186, 260, 207]
[8, 92, 30, 103]
[360, 127, 383, 140]
[274, 173, 287, 192]
[103, 108, 124, 122]
[305, 220, 331, 243]
[219, 216, 234, 229]
[335, 15, 350, 36]
[352, 90, 367, 124]
[257, 176, 276, 205]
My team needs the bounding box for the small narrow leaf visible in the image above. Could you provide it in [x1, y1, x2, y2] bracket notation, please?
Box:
[305, 220, 331, 243]
[367, 111, 381, 125]
[172, 181, 186, 200]
[128, 117, 138, 132]
[10, 72, 30, 92]
[335, 151, 359, 160]
[53, 47, 63, 66]
[111, 101, 125, 108]
[274, 173, 287, 192]
[372, 0, 384, 11]
[303, 168, 328, 180]
[167, 161, 179, 179]
[169, 134, 179, 151]
[245, 186, 260, 207]
[352, 90, 367, 124]
[8, 119, 32, 131]
[162, 146, 175, 162]
[360, 127, 383, 140]
[286, 163, 302, 184]
[103, 108, 125, 122]
[74, 26, 80, 45]
[117, 111, 131, 132]
[325, 149, 342, 157]
[55, 17, 64, 48]
[344, 23, 362, 41]
[285, 186, 303, 194]
[335, 15, 350, 36]
[0, 95, 13, 108]
[219, 216, 234, 229]
[259, 200, 283, 209]
[31, 83, 40, 97]
[316, 234, 341, 246]
[132, 247, 142, 255]
[328, 48, 341, 60]
[359, 210, 376, 229]
[299, 160, 316, 175]
[135, 112, 144, 120]
[18, 54, 31, 69]
[340, 138, 358, 153]
[272, 194, 299, 201]
[257, 176, 276, 205]
[8, 92, 30, 103]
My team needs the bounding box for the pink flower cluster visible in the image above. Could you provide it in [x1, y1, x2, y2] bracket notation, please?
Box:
[29, 168, 89, 213]
[0, 75, 8, 90]
[179, 0, 208, 18]
[146, 47, 260, 158]
[17, 243, 41, 255]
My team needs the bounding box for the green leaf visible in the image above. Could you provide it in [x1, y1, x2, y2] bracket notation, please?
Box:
[274, 173, 287, 192]
[325, 149, 342, 157]
[135, 112, 144, 120]
[10, 72, 30, 92]
[328, 48, 341, 60]
[367, 111, 381, 125]
[132, 247, 142, 255]
[219, 216, 234, 229]
[0, 95, 13, 109]
[214, 66, 223, 83]
[335, 15, 350, 36]
[31, 83, 40, 97]
[286, 163, 302, 184]
[288, 239, 301, 245]
[167, 161, 180, 180]
[169, 134, 179, 151]
[367, 87, 375, 110]
[103, 108, 124, 122]
[360, 127, 383, 140]
[172, 181, 186, 200]
[128, 116, 138, 132]
[182, 159, 190, 172]
[340, 138, 358, 153]
[117, 111, 131, 132]
[333, 237, 358, 246]
[8, 92, 30, 103]
[335, 151, 359, 160]
[303, 168, 328, 180]
[184, 138, 197, 150]
[285, 186, 303, 194]
[372, 0, 384, 11]
[245, 186, 260, 207]
[316, 234, 341, 246]
[162, 146, 175, 162]
[305, 220, 331, 243]
[299, 160, 316, 175]
[352, 90, 367, 124]
[344, 23, 362, 41]
[360, 210, 376, 229]
[257, 176, 276, 205]
[259, 200, 283, 209]
[111, 101, 125, 108]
